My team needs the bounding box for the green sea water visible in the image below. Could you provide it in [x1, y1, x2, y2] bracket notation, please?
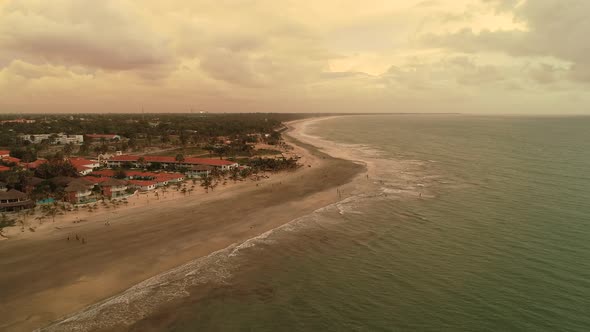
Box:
[54, 115, 590, 331]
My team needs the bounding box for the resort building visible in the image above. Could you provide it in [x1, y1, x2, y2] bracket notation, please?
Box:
[128, 180, 157, 191]
[106, 155, 238, 171]
[64, 179, 95, 205]
[19, 134, 84, 145]
[185, 165, 213, 178]
[98, 178, 129, 200]
[69, 158, 100, 176]
[0, 189, 34, 212]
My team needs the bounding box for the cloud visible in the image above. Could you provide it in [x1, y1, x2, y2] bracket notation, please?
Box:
[0, 0, 172, 71]
[425, 0, 590, 82]
[0, 0, 589, 114]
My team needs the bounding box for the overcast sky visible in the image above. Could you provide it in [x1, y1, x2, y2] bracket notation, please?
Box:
[0, 0, 588, 114]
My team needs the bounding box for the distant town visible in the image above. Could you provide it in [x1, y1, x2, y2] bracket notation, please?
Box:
[0, 113, 309, 230]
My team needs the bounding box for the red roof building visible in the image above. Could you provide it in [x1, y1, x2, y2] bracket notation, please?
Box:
[0, 150, 9, 158]
[128, 180, 157, 191]
[107, 155, 238, 170]
[22, 159, 47, 170]
[1, 156, 20, 165]
[68, 158, 99, 175]
[0, 165, 10, 173]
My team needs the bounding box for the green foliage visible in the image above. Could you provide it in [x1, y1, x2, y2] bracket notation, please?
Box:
[113, 169, 127, 179]
[35, 159, 78, 179]
[0, 213, 16, 229]
[9, 147, 37, 162]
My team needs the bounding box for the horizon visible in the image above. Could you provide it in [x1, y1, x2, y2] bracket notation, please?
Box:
[1, 0, 589, 114]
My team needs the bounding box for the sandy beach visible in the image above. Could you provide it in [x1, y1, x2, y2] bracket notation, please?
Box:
[0, 117, 364, 332]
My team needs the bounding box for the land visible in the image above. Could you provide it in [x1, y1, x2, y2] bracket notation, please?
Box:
[0, 119, 364, 331]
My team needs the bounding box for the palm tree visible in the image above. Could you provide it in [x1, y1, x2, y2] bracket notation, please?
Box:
[200, 175, 213, 193]
[137, 157, 147, 169]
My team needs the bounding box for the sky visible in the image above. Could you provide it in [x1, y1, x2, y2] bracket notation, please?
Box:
[0, 0, 588, 114]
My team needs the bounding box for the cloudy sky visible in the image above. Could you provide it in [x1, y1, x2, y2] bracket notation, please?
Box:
[0, 0, 588, 114]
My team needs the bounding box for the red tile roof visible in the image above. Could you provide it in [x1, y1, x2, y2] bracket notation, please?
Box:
[0, 165, 10, 172]
[69, 158, 96, 172]
[1, 156, 20, 164]
[90, 170, 116, 177]
[22, 159, 47, 169]
[0, 150, 9, 156]
[111, 155, 236, 166]
[85, 177, 110, 184]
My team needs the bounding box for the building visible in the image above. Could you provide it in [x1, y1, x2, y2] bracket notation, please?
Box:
[106, 155, 238, 171]
[19, 134, 84, 145]
[0, 118, 36, 124]
[64, 179, 95, 205]
[98, 178, 129, 200]
[0, 150, 9, 158]
[1, 155, 20, 165]
[0, 189, 34, 212]
[69, 158, 100, 176]
[186, 165, 213, 178]
[0, 166, 9, 173]
[86, 134, 121, 141]
[22, 159, 47, 170]
[128, 180, 157, 191]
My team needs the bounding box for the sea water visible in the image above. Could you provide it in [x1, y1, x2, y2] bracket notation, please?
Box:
[47, 115, 590, 332]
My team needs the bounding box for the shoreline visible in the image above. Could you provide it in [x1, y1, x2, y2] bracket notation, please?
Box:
[0, 116, 364, 331]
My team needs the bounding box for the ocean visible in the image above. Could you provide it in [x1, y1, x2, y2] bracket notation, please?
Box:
[48, 115, 590, 331]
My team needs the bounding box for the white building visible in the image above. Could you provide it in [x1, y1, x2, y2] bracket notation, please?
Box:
[19, 134, 84, 145]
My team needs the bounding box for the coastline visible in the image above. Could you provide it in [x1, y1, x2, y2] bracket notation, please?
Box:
[0, 116, 364, 331]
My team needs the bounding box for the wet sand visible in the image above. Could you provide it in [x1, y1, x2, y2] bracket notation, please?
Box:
[0, 118, 363, 331]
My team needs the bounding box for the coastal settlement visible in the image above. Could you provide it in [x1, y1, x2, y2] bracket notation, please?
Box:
[0, 114, 306, 235]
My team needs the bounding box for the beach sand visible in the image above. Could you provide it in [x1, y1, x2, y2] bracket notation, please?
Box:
[0, 117, 363, 331]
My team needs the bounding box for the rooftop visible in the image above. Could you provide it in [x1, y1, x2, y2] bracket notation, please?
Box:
[111, 155, 236, 166]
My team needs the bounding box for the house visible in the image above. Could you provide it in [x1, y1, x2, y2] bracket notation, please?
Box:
[1, 155, 20, 165]
[69, 158, 100, 176]
[22, 159, 47, 170]
[24, 177, 44, 194]
[0, 189, 34, 212]
[0, 150, 9, 158]
[128, 180, 157, 191]
[0, 165, 9, 173]
[86, 134, 121, 141]
[98, 178, 129, 200]
[64, 179, 95, 204]
[186, 165, 213, 178]
[106, 155, 238, 171]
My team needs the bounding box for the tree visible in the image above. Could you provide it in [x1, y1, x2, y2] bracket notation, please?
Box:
[113, 169, 127, 179]
[200, 175, 213, 193]
[229, 167, 240, 183]
[63, 143, 75, 157]
[137, 157, 147, 169]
